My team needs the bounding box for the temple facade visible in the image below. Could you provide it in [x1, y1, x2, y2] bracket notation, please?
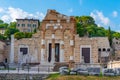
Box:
[12, 10, 111, 66]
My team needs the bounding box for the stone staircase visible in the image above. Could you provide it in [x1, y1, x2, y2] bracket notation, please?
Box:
[30, 63, 55, 72]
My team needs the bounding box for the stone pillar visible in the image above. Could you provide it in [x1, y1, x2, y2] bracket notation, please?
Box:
[69, 40, 74, 60]
[10, 35, 14, 63]
[51, 39, 55, 63]
[69, 36, 75, 68]
[41, 31, 45, 64]
[41, 45, 45, 64]
[60, 40, 64, 62]
[51, 33, 55, 63]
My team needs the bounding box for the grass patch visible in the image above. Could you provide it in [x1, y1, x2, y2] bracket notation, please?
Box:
[46, 74, 120, 80]
[0, 68, 16, 70]
[46, 73, 60, 80]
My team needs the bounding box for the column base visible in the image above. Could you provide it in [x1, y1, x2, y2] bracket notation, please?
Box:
[69, 60, 75, 69]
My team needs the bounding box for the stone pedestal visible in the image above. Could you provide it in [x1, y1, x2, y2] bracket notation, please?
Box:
[68, 60, 75, 69]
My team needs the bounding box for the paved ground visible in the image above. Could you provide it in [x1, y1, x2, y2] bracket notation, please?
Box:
[0, 70, 58, 74]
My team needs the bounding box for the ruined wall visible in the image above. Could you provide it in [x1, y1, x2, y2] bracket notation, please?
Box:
[74, 36, 98, 63]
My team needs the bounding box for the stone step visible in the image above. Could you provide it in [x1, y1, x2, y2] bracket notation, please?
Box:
[29, 63, 55, 72]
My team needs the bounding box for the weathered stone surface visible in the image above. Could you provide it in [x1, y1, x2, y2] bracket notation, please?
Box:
[0, 73, 48, 80]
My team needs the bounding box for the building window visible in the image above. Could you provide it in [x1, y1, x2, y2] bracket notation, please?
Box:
[98, 48, 101, 52]
[33, 24, 36, 27]
[27, 24, 31, 27]
[17, 24, 20, 27]
[22, 24, 25, 27]
[103, 48, 106, 51]
[107, 48, 110, 51]
[20, 48, 28, 55]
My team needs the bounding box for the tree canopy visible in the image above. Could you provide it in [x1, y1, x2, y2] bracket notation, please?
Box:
[4, 22, 19, 39]
[14, 32, 32, 39]
[0, 20, 8, 29]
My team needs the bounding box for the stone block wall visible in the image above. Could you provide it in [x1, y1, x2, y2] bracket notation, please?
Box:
[14, 38, 41, 63]
[74, 36, 98, 63]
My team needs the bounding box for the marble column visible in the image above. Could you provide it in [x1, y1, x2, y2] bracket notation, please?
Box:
[60, 41, 64, 62]
[41, 45, 45, 64]
[10, 35, 14, 63]
[51, 33, 55, 63]
[40, 31, 45, 64]
[51, 39, 55, 63]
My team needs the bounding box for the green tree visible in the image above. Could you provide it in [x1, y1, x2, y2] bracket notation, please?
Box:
[0, 20, 4, 24]
[0, 23, 8, 28]
[0, 20, 8, 28]
[107, 26, 112, 46]
[0, 34, 6, 40]
[24, 32, 32, 38]
[14, 32, 32, 39]
[95, 27, 106, 37]
[4, 27, 19, 39]
[76, 23, 84, 37]
[86, 25, 97, 37]
[75, 16, 97, 37]
[77, 16, 96, 27]
[112, 32, 120, 38]
[4, 22, 18, 39]
[9, 22, 16, 28]
[14, 32, 25, 39]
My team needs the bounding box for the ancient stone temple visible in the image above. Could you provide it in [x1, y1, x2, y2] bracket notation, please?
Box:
[13, 10, 111, 67]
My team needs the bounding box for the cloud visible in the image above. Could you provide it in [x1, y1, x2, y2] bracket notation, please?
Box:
[112, 11, 118, 17]
[0, 7, 45, 23]
[90, 10, 110, 26]
[1, 15, 11, 22]
[0, 7, 4, 13]
[68, 8, 73, 13]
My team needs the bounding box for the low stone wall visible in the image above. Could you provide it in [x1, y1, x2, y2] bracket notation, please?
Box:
[107, 61, 120, 68]
[75, 63, 101, 69]
[0, 73, 48, 80]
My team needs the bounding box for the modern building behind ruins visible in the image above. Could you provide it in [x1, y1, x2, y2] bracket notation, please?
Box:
[16, 18, 39, 32]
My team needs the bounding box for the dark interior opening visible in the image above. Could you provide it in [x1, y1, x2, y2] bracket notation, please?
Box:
[48, 43, 52, 62]
[20, 48, 28, 55]
[55, 43, 60, 62]
[82, 48, 90, 63]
